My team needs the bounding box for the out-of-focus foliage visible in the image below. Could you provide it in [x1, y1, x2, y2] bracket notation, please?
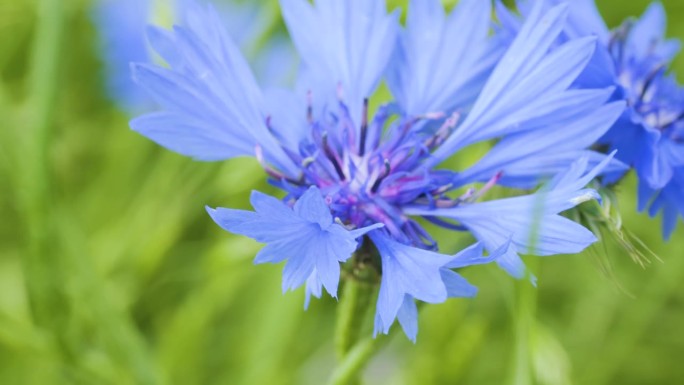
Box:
[0, 0, 683, 384]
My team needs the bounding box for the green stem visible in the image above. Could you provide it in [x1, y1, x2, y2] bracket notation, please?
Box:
[332, 249, 381, 385]
[507, 186, 545, 385]
[327, 335, 390, 385]
[508, 275, 537, 385]
[335, 278, 375, 359]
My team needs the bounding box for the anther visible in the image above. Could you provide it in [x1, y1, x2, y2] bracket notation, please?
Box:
[640, 63, 665, 101]
[661, 111, 684, 130]
[418, 111, 447, 120]
[371, 158, 392, 193]
[322, 132, 346, 180]
[426, 112, 460, 148]
[466, 171, 503, 202]
[255, 144, 302, 184]
[359, 98, 369, 156]
[424, 216, 468, 231]
[609, 19, 634, 67]
[456, 187, 476, 203]
[301, 156, 316, 168]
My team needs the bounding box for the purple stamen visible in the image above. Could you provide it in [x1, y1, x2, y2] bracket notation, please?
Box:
[359, 98, 369, 156]
[640, 63, 666, 101]
[467, 171, 503, 202]
[370, 158, 391, 193]
[424, 216, 468, 232]
[322, 132, 346, 181]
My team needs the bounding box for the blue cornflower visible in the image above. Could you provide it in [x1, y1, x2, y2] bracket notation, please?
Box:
[498, 1, 684, 239]
[92, 0, 296, 114]
[598, 3, 684, 239]
[131, 0, 623, 340]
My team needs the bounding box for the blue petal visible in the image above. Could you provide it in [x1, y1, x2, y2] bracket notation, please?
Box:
[205, 205, 259, 236]
[493, 243, 527, 280]
[445, 242, 502, 269]
[456, 98, 626, 188]
[183, 0, 265, 51]
[280, 0, 399, 130]
[131, 2, 298, 175]
[444, 243, 485, 269]
[645, 170, 684, 240]
[466, 2, 572, 129]
[600, 113, 647, 165]
[145, 24, 184, 67]
[263, 87, 310, 151]
[635, 128, 673, 189]
[440, 269, 478, 298]
[562, 0, 610, 40]
[662, 206, 678, 241]
[207, 187, 377, 297]
[407, 157, 610, 277]
[396, 296, 419, 343]
[388, 0, 500, 115]
[254, 242, 294, 265]
[494, 1, 520, 42]
[304, 270, 323, 309]
[249, 190, 297, 220]
[130, 110, 254, 161]
[294, 186, 334, 228]
[430, 3, 599, 164]
[306, 229, 373, 296]
[173, 1, 298, 88]
[92, 0, 154, 113]
[250, 36, 299, 88]
[281, 243, 319, 292]
[547, 153, 615, 193]
[447, 240, 513, 270]
[497, 0, 609, 41]
[370, 231, 452, 336]
[496, 151, 626, 189]
[629, 2, 680, 62]
[450, 201, 596, 257]
[638, 179, 657, 212]
[377, 241, 499, 341]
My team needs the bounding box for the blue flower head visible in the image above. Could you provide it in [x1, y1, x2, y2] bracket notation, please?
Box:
[598, 3, 684, 239]
[498, 1, 684, 239]
[131, 0, 623, 340]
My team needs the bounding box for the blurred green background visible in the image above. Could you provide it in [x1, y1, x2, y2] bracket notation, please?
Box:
[1, 0, 683, 384]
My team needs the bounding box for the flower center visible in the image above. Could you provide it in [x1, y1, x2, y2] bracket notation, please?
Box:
[609, 20, 684, 138]
[261, 98, 465, 249]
